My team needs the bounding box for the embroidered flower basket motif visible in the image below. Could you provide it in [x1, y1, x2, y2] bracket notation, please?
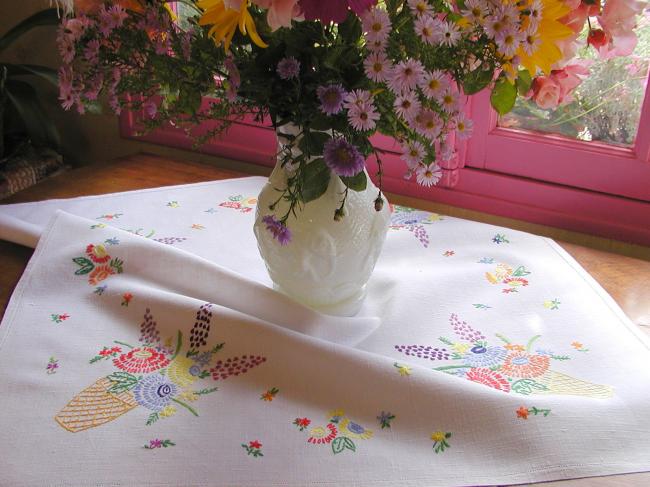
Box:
[389, 205, 443, 248]
[295, 410, 374, 455]
[54, 304, 267, 432]
[218, 195, 257, 213]
[485, 263, 531, 293]
[72, 243, 124, 286]
[394, 313, 612, 398]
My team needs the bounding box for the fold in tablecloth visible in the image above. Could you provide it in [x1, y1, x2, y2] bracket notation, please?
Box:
[0, 177, 649, 487]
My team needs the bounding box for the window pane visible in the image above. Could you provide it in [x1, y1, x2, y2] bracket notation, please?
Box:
[499, 9, 650, 147]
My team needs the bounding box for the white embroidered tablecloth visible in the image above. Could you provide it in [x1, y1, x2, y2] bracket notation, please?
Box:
[0, 176, 649, 487]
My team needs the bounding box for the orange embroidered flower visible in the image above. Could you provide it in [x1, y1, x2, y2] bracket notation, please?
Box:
[503, 277, 529, 287]
[516, 406, 529, 419]
[466, 368, 511, 393]
[505, 343, 526, 352]
[88, 264, 115, 285]
[501, 352, 550, 378]
[571, 341, 583, 349]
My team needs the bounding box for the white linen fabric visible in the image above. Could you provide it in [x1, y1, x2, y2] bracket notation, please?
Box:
[0, 176, 649, 487]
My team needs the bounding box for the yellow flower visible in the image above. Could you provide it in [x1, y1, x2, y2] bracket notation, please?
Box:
[198, 0, 268, 51]
[167, 356, 199, 387]
[394, 363, 412, 376]
[160, 405, 177, 418]
[431, 431, 446, 442]
[178, 389, 200, 403]
[516, 0, 574, 75]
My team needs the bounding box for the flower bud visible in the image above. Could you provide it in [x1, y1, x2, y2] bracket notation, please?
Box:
[374, 196, 384, 212]
[334, 208, 345, 221]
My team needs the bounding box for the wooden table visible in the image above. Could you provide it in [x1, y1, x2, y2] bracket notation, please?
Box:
[1, 153, 649, 486]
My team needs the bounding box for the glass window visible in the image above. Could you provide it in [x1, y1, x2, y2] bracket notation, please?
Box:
[499, 9, 650, 147]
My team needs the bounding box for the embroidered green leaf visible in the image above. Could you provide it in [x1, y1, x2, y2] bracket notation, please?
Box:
[146, 413, 159, 426]
[331, 436, 356, 455]
[438, 336, 454, 346]
[525, 335, 542, 352]
[551, 354, 571, 361]
[211, 342, 225, 354]
[495, 333, 511, 344]
[193, 387, 219, 396]
[512, 266, 531, 277]
[198, 370, 210, 379]
[106, 371, 139, 394]
[73, 257, 94, 275]
[171, 330, 182, 361]
[109, 257, 124, 274]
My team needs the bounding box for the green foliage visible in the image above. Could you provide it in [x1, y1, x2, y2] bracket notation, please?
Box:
[490, 77, 517, 115]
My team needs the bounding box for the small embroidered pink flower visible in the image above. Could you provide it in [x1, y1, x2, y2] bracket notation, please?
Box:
[242, 440, 263, 457]
[294, 417, 311, 431]
[144, 439, 175, 449]
[46, 357, 59, 374]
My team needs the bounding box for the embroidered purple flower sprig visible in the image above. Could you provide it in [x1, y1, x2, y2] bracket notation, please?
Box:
[144, 439, 175, 449]
[46, 357, 59, 374]
[262, 215, 291, 245]
[377, 411, 395, 429]
[242, 440, 263, 457]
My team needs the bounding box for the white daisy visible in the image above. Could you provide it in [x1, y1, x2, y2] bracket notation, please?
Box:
[416, 164, 442, 187]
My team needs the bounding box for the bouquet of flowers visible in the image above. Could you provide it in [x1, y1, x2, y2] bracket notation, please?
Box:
[55, 0, 644, 241]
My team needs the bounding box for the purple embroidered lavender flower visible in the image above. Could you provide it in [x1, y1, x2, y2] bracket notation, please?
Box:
[449, 313, 485, 342]
[262, 215, 292, 245]
[395, 344, 450, 361]
[133, 374, 179, 412]
[276, 56, 300, 80]
[316, 84, 347, 115]
[323, 138, 365, 177]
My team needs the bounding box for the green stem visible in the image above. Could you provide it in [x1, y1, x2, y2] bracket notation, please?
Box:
[114, 340, 134, 349]
[171, 331, 182, 361]
[434, 364, 470, 371]
[171, 398, 198, 417]
[526, 335, 541, 352]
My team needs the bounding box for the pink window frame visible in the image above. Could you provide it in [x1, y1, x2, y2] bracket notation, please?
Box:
[119, 75, 650, 247]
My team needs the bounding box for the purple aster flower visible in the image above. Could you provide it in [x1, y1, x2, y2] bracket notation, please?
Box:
[317, 84, 347, 115]
[133, 374, 179, 412]
[276, 57, 300, 80]
[262, 215, 292, 245]
[323, 138, 365, 177]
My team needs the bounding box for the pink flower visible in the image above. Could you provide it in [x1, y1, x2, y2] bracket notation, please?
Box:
[551, 61, 590, 105]
[348, 102, 380, 131]
[597, 0, 645, 58]
[299, 0, 377, 23]
[530, 76, 561, 109]
[253, 0, 302, 30]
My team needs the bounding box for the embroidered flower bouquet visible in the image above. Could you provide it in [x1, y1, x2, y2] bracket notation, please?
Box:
[56, 0, 643, 314]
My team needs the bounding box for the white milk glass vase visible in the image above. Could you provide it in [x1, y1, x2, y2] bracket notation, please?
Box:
[253, 123, 391, 316]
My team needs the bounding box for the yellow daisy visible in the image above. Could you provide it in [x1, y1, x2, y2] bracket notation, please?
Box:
[159, 405, 177, 418]
[167, 356, 199, 387]
[339, 418, 374, 440]
[516, 0, 574, 75]
[198, 0, 268, 51]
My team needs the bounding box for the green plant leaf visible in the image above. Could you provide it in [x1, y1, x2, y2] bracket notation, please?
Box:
[462, 67, 493, 95]
[300, 157, 330, 203]
[73, 257, 94, 275]
[490, 77, 517, 115]
[338, 12, 362, 43]
[340, 171, 367, 192]
[516, 69, 533, 96]
[0, 9, 60, 54]
[298, 130, 331, 157]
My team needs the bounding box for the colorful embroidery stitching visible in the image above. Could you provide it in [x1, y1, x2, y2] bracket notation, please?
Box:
[377, 411, 395, 429]
[191, 224, 205, 230]
[121, 293, 133, 307]
[242, 440, 263, 457]
[516, 406, 551, 419]
[261, 388, 279, 402]
[492, 234, 510, 244]
[485, 263, 531, 293]
[431, 431, 452, 453]
[443, 250, 455, 257]
[571, 342, 590, 352]
[393, 362, 412, 376]
[72, 243, 124, 286]
[394, 313, 612, 398]
[54, 304, 267, 432]
[46, 357, 59, 374]
[104, 238, 120, 246]
[295, 410, 374, 455]
[51, 313, 70, 324]
[472, 303, 491, 310]
[389, 205, 443, 248]
[543, 299, 561, 310]
[218, 195, 257, 213]
[144, 439, 175, 449]
[96, 213, 123, 221]
[166, 201, 180, 208]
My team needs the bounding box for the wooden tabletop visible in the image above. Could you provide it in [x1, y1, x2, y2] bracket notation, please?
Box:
[1, 153, 649, 486]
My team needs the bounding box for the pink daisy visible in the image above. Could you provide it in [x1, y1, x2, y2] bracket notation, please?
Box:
[400, 140, 426, 169]
[361, 7, 392, 43]
[393, 91, 421, 121]
[407, 0, 433, 17]
[440, 89, 459, 114]
[366, 37, 388, 52]
[420, 70, 448, 101]
[454, 114, 474, 140]
[416, 164, 442, 187]
[414, 15, 441, 45]
[388, 59, 425, 95]
[364, 50, 392, 82]
[344, 89, 372, 110]
[439, 21, 461, 47]
[348, 102, 380, 131]
[413, 108, 443, 139]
